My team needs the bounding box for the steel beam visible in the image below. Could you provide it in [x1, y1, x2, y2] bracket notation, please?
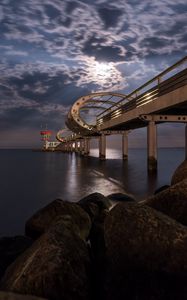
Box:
[141, 114, 187, 123]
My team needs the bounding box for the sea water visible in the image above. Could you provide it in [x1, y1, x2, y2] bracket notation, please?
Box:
[0, 148, 184, 236]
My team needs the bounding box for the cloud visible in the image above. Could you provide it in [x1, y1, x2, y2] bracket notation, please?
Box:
[0, 0, 186, 147]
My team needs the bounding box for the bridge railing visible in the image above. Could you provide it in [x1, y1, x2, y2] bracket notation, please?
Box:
[97, 56, 187, 126]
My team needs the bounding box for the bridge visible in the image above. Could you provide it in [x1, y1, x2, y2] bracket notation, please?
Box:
[52, 56, 187, 171]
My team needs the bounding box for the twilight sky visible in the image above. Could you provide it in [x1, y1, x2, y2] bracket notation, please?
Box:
[0, 0, 187, 148]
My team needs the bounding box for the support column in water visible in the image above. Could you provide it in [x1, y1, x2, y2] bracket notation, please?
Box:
[99, 134, 106, 160]
[147, 121, 157, 171]
[185, 123, 187, 160]
[122, 132, 128, 160]
[84, 138, 90, 156]
[75, 140, 78, 152]
[80, 139, 84, 155]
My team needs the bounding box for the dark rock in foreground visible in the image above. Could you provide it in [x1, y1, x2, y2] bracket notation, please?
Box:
[78, 193, 111, 221]
[171, 160, 187, 185]
[154, 185, 170, 195]
[0, 236, 33, 280]
[0, 291, 46, 300]
[25, 199, 91, 240]
[104, 202, 187, 300]
[1, 217, 91, 300]
[144, 179, 187, 225]
[89, 209, 108, 299]
[107, 192, 135, 202]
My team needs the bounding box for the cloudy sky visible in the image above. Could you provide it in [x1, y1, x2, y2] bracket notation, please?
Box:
[0, 0, 187, 148]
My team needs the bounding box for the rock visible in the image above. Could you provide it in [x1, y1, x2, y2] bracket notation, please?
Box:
[89, 209, 108, 299]
[154, 185, 170, 195]
[144, 178, 187, 225]
[0, 236, 33, 279]
[171, 160, 187, 185]
[25, 199, 91, 240]
[107, 192, 135, 202]
[78, 193, 111, 221]
[104, 202, 187, 300]
[1, 217, 91, 300]
[0, 291, 46, 300]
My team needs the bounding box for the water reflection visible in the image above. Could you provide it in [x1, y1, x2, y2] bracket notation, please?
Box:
[0, 148, 184, 235]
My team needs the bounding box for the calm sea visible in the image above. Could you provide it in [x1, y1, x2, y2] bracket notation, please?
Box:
[0, 148, 184, 236]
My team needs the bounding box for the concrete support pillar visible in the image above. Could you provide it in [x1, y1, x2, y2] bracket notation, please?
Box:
[80, 139, 84, 154]
[122, 132, 128, 160]
[147, 121, 157, 171]
[99, 134, 106, 160]
[185, 124, 187, 160]
[67, 143, 70, 152]
[84, 138, 90, 156]
[68, 142, 70, 152]
[75, 141, 78, 152]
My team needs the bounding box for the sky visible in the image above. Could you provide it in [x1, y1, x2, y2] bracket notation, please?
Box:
[0, 0, 187, 148]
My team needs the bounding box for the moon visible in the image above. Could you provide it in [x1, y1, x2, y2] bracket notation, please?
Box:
[95, 62, 112, 77]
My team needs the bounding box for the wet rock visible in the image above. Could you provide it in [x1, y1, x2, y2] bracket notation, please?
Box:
[104, 202, 187, 300]
[1, 217, 91, 300]
[25, 199, 91, 240]
[0, 236, 33, 279]
[89, 209, 108, 299]
[154, 185, 170, 195]
[0, 291, 46, 300]
[78, 193, 111, 221]
[107, 192, 135, 202]
[144, 179, 187, 225]
[171, 160, 187, 185]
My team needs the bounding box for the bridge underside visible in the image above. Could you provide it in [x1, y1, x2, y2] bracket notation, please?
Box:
[97, 85, 187, 131]
[105, 102, 187, 131]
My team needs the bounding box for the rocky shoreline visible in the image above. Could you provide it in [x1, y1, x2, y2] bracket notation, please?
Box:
[0, 160, 187, 300]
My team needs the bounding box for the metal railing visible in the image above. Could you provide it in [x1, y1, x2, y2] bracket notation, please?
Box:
[96, 56, 187, 126]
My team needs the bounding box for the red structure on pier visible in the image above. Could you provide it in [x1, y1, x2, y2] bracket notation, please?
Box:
[40, 130, 52, 141]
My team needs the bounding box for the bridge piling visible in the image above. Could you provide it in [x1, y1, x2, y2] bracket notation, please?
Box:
[185, 124, 187, 160]
[147, 121, 157, 171]
[122, 132, 128, 160]
[75, 141, 78, 152]
[80, 139, 85, 155]
[99, 134, 106, 160]
[84, 138, 90, 156]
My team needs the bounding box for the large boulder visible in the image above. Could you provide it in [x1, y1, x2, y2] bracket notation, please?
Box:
[171, 160, 187, 185]
[78, 193, 111, 221]
[104, 202, 187, 300]
[154, 185, 170, 195]
[144, 178, 187, 225]
[1, 217, 91, 300]
[0, 292, 46, 300]
[89, 209, 108, 299]
[0, 236, 33, 280]
[107, 192, 135, 202]
[25, 199, 91, 240]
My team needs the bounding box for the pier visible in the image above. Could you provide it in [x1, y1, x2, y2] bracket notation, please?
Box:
[52, 56, 187, 171]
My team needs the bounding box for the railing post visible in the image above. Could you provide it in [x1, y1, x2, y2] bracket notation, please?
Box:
[147, 121, 157, 171]
[99, 134, 106, 160]
[122, 132, 128, 160]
